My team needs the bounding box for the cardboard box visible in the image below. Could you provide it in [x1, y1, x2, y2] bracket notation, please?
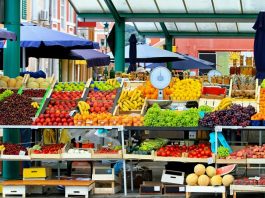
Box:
[161, 170, 185, 185]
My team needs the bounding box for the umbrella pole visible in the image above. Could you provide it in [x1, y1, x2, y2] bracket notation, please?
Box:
[22, 47, 26, 72]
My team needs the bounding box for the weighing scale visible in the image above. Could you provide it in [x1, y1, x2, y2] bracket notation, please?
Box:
[150, 66, 172, 100]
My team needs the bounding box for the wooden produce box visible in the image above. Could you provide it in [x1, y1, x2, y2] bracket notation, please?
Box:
[247, 158, 265, 164]
[139, 181, 163, 195]
[216, 155, 246, 164]
[94, 181, 121, 194]
[29, 146, 64, 160]
[123, 149, 154, 160]
[122, 80, 145, 90]
[61, 145, 92, 159]
[92, 167, 120, 183]
[183, 153, 215, 164]
[164, 184, 186, 194]
[91, 149, 122, 159]
[1, 150, 31, 161]
[154, 152, 185, 162]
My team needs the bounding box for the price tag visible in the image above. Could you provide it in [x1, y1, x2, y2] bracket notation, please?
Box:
[69, 110, 77, 117]
[19, 150, 26, 156]
[207, 157, 214, 164]
[179, 186, 185, 192]
[154, 186, 160, 191]
[215, 126, 222, 132]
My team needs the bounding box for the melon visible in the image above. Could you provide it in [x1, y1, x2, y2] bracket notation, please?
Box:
[198, 175, 210, 186]
[194, 164, 206, 176]
[210, 175, 222, 186]
[186, 173, 198, 186]
[222, 174, 234, 187]
[16, 76, 23, 81]
[7, 78, 16, 88]
[39, 81, 49, 89]
[36, 78, 45, 84]
[206, 166, 216, 177]
[15, 80, 22, 88]
[27, 82, 39, 89]
[28, 77, 36, 83]
[1, 76, 9, 82]
[216, 164, 236, 176]
[0, 80, 7, 87]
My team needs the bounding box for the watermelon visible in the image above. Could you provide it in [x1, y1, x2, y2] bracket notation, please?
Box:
[216, 164, 236, 176]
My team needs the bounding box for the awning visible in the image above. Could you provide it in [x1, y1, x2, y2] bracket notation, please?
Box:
[0, 29, 16, 41]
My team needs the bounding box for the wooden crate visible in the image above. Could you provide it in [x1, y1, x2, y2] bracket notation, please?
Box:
[186, 185, 226, 198]
[183, 153, 215, 164]
[61, 144, 92, 159]
[1, 150, 31, 161]
[92, 167, 120, 182]
[247, 158, 265, 164]
[230, 185, 265, 198]
[123, 149, 154, 160]
[91, 149, 122, 159]
[216, 156, 246, 164]
[29, 146, 64, 160]
[164, 184, 185, 194]
[153, 151, 185, 162]
[122, 80, 145, 90]
[93, 181, 121, 194]
[199, 98, 222, 108]
[139, 181, 163, 195]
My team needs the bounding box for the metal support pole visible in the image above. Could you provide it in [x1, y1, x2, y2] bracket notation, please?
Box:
[22, 48, 26, 72]
[114, 19, 125, 72]
[165, 35, 173, 70]
[121, 128, 127, 195]
[3, 0, 21, 180]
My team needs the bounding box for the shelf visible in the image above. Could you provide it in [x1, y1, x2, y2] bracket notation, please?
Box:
[125, 126, 213, 131]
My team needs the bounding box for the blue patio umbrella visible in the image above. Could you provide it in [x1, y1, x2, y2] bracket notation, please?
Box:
[69, 49, 110, 67]
[253, 11, 265, 79]
[145, 53, 215, 70]
[127, 34, 137, 73]
[20, 23, 99, 49]
[0, 28, 16, 41]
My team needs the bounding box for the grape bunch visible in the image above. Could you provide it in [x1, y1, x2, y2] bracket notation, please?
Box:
[199, 104, 255, 127]
[217, 146, 230, 158]
[0, 89, 14, 102]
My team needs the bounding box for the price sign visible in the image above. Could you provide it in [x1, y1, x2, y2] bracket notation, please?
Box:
[207, 157, 214, 164]
[19, 150, 26, 156]
[154, 186, 160, 191]
[215, 126, 222, 132]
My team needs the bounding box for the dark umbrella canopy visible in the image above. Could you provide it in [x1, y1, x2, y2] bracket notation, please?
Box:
[69, 49, 110, 67]
[127, 34, 137, 73]
[0, 28, 16, 41]
[145, 53, 214, 70]
[253, 11, 265, 79]
[108, 44, 185, 62]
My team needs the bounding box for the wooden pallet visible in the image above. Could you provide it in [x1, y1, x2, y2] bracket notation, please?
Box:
[230, 185, 265, 198]
[185, 186, 226, 198]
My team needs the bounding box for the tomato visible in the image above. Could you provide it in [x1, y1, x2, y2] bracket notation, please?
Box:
[166, 151, 171, 156]
[161, 152, 166, 157]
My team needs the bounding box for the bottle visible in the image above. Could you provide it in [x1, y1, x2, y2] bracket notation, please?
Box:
[109, 67, 115, 79]
[103, 67, 108, 80]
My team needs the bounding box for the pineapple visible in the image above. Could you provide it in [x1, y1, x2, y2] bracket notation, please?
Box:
[238, 75, 247, 90]
[232, 75, 239, 90]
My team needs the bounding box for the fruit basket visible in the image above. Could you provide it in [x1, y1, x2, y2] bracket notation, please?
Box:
[123, 149, 155, 160]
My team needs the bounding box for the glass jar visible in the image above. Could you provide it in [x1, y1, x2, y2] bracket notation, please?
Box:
[223, 76, 230, 85]
[236, 67, 241, 75]
[230, 66, 236, 75]
[240, 55, 244, 66]
[217, 76, 223, 84]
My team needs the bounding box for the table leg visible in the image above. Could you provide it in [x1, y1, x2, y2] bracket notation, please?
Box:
[185, 192, 190, 198]
[222, 192, 226, 198]
[233, 192, 236, 198]
[121, 129, 127, 196]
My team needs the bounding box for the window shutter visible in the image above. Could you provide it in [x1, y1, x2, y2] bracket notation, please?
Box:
[22, 0, 27, 20]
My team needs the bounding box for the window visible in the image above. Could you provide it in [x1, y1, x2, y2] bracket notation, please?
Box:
[60, 0, 66, 30]
[69, 3, 74, 23]
[199, 52, 217, 65]
[52, 0, 58, 18]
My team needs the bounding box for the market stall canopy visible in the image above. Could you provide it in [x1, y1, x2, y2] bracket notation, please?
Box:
[253, 11, 265, 79]
[69, 0, 262, 38]
[145, 53, 215, 70]
[20, 23, 99, 48]
[109, 44, 185, 63]
[69, 49, 110, 66]
[0, 28, 16, 41]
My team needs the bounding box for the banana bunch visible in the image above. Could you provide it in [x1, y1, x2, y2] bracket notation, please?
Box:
[59, 129, 71, 144]
[43, 129, 56, 144]
[31, 102, 40, 109]
[214, 97, 233, 111]
[106, 79, 118, 87]
[118, 89, 145, 111]
[78, 101, 90, 115]
[0, 145, 5, 151]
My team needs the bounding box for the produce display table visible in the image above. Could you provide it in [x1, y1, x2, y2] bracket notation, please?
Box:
[2, 180, 95, 198]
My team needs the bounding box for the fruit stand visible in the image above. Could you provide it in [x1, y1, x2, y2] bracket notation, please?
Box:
[1, 70, 265, 197]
